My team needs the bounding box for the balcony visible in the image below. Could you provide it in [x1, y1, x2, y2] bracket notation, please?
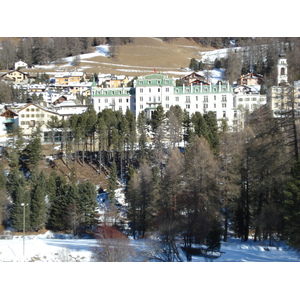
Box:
[3, 118, 14, 124]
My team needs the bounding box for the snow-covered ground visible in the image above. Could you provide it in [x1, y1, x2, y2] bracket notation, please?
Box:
[0, 231, 298, 263]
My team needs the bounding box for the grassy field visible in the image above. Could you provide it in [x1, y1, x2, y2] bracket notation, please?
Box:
[1, 37, 214, 77]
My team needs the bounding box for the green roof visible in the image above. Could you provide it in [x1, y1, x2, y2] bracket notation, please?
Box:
[135, 74, 175, 86]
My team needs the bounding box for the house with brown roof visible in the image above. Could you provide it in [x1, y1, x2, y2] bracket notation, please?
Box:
[237, 73, 264, 86]
[1, 70, 29, 83]
[181, 72, 209, 86]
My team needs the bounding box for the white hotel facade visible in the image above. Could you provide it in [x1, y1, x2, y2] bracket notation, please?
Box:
[90, 73, 266, 131]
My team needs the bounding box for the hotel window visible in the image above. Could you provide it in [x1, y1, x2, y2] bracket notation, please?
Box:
[166, 104, 169, 109]
[196, 96, 198, 101]
[166, 88, 169, 92]
[186, 96, 190, 103]
[140, 97, 143, 102]
[175, 97, 179, 101]
[158, 88, 160, 92]
[105, 99, 108, 103]
[166, 96, 169, 101]
[140, 88, 143, 93]
[140, 105, 143, 109]
[98, 99, 101, 103]
[186, 104, 190, 109]
[204, 96, 208, 102]
[119, 98, 122, 103]
[222, 95, 227, 101]
[149, 88, 151, 92]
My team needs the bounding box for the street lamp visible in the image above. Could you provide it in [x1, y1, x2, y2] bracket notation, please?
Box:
[20, 203, 27, 259]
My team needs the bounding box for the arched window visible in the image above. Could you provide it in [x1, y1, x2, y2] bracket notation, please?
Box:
[281, 67, 285, 75]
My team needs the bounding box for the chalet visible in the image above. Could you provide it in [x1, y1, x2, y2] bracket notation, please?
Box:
[0, 109, 18, 136]
[54, 72, 86, 85]
[181, 72, 209, 86]
[1, 70, 28, 83]
[98, 74, 130, 88]
[237, 73, 264, 86]
[28, 84, 47, 93]
[14, 60, 28, 70]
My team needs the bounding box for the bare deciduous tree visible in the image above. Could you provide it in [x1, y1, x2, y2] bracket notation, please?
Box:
[92, 225, 137, 262]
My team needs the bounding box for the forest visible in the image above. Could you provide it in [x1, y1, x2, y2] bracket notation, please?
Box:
[0, 37, 134, 69]
[1, 100, 300, 261]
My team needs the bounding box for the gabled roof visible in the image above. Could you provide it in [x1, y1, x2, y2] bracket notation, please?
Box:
[0, 109, 19, 117]
[17, 102, 60, 115]
[1, 70, 28, 77]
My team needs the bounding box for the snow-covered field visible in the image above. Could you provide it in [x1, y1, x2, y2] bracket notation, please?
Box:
[1, 230, 298, 299]
[0, 231, 299, 263]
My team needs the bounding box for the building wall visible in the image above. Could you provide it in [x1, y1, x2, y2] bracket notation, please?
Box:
[267, 85, 300, 117]
[18, 103, 62, 138]
[3, 71, 27, 82]
[91, 87, 135, 115]
[90, 73, 266, 131]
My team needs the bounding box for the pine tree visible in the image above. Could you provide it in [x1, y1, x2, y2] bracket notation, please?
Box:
[24, 125, 42, 171]
[0, 163, 9, 227]
[9, 169, 30, 231]
[108, 161, 118, 203]
[125, 165, 140, 239]
[29, 170, 47, 231]
[283, 159, 300, 250]
[78, 181, 98, 232]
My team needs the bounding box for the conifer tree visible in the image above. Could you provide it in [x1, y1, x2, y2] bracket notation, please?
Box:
[0, 164, 9, 227]
[30, 170, 47, 231]
[9, 168, 30, 231]
[78, 181, 98, 232]
[283, 159, 300, 250]
[108, 161, 118, 203]
[125, 165, 140, 239]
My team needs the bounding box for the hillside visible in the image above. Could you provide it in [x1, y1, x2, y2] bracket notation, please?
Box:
[16, 37, 215, 77]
